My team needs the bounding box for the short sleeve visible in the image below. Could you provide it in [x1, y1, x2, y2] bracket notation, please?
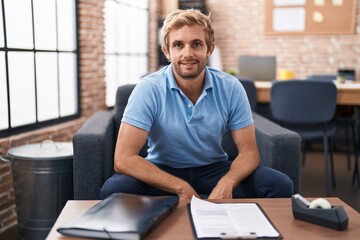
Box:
[121, 80, 158, 132]
[228, 80, 254, 131]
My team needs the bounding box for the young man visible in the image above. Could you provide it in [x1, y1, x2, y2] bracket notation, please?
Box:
[100, 9, 293, 201]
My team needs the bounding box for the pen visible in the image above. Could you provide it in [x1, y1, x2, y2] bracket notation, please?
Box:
[220, 231, 257, 239]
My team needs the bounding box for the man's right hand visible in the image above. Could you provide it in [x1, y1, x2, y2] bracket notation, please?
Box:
[176, 181, 199, 201]
[115, 123, 200, 202]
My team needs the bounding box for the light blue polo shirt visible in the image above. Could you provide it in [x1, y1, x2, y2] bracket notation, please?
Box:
[122, 64, 253, 168]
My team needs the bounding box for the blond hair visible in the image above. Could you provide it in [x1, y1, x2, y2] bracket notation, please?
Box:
[161, 9, 215, 54]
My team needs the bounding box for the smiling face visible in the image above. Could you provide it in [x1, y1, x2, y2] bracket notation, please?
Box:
[164, 24, 214, 82]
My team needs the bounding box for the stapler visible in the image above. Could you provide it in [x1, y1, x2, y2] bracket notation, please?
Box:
[291, 194, 348, 230]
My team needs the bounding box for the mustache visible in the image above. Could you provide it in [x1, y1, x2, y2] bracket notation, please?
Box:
[179, 58, 198, 64]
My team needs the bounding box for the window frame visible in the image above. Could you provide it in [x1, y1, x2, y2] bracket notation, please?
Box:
[104, 0, 150, 107]
[0, 0, 80, 138]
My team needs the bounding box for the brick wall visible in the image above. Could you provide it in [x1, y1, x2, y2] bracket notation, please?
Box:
[78, 0, 107, 117]
[0, 163, 16, 233]
[0, 0, 160, 234]
[149, 0, 161, 72]
[207, 0, 360, 79]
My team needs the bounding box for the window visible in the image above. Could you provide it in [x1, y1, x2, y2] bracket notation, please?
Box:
[0, 0, 78, 137]
[104, 0, 149, 107]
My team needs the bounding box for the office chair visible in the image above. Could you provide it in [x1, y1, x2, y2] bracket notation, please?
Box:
[307, 74, 358, 171]
[270, 80, 337, 196]
[353, 131, 360, 187]
[238, 77, 257, 111]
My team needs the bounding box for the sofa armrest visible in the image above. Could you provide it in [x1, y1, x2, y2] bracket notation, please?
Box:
[73, 111, 115, 200]
[253, 112, 301, 193]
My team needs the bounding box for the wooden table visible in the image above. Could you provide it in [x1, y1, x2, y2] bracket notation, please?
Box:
[255, 81, 360, 106]
[48, 198, 360, 240]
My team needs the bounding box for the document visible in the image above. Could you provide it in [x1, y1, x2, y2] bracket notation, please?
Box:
[189, 196, 281, 239]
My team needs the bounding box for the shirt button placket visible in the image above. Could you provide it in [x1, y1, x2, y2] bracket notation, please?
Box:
[187, 103, 192, 118]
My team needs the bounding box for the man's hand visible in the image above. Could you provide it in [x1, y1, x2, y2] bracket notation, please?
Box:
[208, 124, 260, 200]
[208, 177, 234, 199]
[177, 181, 200, 202]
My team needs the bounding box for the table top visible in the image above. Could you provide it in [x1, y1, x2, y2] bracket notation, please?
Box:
[255, 80, 360, 88]
[254, 81, 360, 106]
[48, 197, 360, 240]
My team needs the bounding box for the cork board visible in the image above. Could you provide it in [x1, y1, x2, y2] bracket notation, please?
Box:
[265, 0, 357, 35]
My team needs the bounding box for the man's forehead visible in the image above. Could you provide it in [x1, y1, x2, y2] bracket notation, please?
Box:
[168, 25, 206, 42]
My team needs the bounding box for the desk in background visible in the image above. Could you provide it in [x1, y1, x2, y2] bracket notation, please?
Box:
[255, 81, 360, 106]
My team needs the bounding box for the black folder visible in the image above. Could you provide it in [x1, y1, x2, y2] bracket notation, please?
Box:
[57, 193, 179, 240]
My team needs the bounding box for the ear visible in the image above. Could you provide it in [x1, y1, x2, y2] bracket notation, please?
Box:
[207, 43, 215, 57]
[162, 46, 171, 61]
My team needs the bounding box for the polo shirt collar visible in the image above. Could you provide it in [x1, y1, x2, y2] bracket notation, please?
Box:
[166, 64, 214, 92]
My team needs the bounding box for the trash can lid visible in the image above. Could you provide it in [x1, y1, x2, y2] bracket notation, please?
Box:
[7, 141, 73, 160]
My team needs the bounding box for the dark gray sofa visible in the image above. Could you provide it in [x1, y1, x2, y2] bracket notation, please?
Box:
[73, 84, 301, 200]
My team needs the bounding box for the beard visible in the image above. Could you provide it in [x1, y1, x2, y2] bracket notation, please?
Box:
[172, 56, 209, 80]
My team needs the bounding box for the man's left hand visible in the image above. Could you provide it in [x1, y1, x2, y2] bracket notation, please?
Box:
[208, 178, 234, 199]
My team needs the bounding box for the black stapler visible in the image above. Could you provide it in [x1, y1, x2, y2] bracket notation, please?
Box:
[291, 194, 349, 230]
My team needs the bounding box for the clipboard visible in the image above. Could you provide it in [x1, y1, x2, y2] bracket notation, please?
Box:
[187, 202, 283, 239]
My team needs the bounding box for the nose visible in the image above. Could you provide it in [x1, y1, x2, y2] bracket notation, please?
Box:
[182, 45, 193, 58]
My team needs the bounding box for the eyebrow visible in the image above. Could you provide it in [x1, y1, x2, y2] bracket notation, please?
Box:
[171, 39, 204, 45]
[192, 39, 204, 43]
[172, 40, 183, 45]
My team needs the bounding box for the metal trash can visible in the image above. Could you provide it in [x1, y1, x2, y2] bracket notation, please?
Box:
[5, 140, 73, 240]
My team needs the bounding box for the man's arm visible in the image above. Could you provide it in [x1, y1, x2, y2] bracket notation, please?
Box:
[208, 124, 260, 199]
[114, 122, 199, 201]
